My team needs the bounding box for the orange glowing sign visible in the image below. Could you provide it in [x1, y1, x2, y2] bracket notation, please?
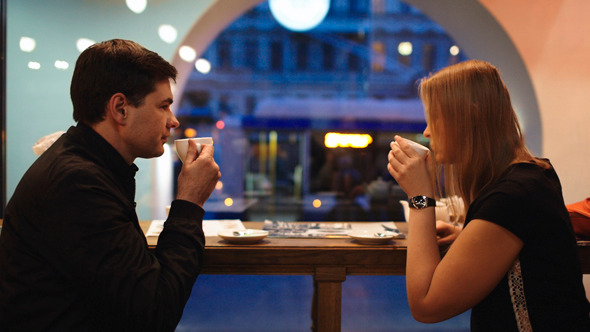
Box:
[324, 132, 373, 148]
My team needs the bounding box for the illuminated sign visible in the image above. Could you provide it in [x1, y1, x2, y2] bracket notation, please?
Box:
[324, 132, 373, 148]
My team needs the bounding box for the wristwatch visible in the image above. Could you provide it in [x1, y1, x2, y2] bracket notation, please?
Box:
[408, 195, 436, 209]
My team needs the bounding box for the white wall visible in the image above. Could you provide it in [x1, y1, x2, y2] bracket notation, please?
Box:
[478, 0, 590, 205]
[6, 0, 215, 219]
[479, 0, 590, 301]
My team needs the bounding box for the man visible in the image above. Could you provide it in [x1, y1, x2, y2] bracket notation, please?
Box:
[0, 39, 221, 331]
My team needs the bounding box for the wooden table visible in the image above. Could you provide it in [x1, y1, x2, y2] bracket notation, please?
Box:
[140, 221, 590, 332]
[1, 218, 589, 331]
[143, 221, 410, 331]
[1, 217, 588, 330]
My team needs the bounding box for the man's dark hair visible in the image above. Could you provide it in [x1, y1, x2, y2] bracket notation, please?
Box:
[70, 39, 178, 125]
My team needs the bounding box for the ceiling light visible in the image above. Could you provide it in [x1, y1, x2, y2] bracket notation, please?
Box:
[158, 24, 177, 44]
[178, 45, 197, 62]
[398, 42, 413, 56]
[28, 61, 41, 70]
[195, 58, 211, 74]
[20, 37, 36, 53]
[269, 0, 330, 32]
[126, 0, 147, 14]
[76, 38, 96, 52]
[54, 60, 69, 70]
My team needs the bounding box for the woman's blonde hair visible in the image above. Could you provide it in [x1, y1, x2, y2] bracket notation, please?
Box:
[419, 60, 543, 211]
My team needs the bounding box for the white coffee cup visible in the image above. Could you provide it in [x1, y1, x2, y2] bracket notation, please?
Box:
[174, 137, 213, 163]
[392, 138, 429, 158]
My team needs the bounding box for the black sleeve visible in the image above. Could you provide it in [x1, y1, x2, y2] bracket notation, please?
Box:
[43, 169, 205, 332]
[469, 188, 530, 241]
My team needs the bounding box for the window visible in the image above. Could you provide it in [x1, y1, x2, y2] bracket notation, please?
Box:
[217, 39, 231, 70]
[244, 39, 258, 70]
[296, 37, 308, 71]
[178, 0, 467, 221]
[422, 43, 435, 72]
[271, 41, 283, 71]
[322, 43, 334, 70]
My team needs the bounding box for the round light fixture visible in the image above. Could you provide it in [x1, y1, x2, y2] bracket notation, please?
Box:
[76, 38, 96, 52]
[54, 60, 69, 70]
[158, 24, 178, 44]
[269, 0, 330, 32]
[195, 59, 211, 74]
[178, 45, 197, 62]
[19, 37, 36, 53]
[28, 61, 41, 70]
[398, 41, 413, 56]
[126, 0, 147, 14]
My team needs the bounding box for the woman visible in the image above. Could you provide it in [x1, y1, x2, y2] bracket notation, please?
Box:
[388, 60, 589, 331]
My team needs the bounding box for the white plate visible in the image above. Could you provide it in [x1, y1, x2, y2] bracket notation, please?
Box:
[218, 229, 269, 244]
[349, 230, 397, 244]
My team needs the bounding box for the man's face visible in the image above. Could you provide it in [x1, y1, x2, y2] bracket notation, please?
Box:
[122, 80, 179, 161]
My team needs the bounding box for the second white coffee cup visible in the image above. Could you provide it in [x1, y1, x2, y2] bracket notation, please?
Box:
[174, 137, 213, 163]
[392, 138, 429, 158]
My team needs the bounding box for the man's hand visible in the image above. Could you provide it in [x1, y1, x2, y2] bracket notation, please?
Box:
[175, 140, 221, 207]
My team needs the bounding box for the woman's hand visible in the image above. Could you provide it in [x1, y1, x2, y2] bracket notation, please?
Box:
[387, 135, 434, 198]
[436, 221, 462, 245]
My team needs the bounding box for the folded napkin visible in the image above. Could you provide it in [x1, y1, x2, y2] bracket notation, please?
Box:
[566, 198, 590, 239]
[146, 219, 245, 237]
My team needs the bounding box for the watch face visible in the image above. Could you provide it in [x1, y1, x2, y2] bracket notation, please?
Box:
[410, 196, 435, 209]
[412, 196, 427, 209]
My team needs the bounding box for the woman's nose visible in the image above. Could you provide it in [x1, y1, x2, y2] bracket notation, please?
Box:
[423, 124, 431, 138]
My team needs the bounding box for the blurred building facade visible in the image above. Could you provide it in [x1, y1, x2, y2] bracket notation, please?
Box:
[174, 0, 466, 221]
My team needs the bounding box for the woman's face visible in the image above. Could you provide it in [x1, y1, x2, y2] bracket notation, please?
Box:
[423, 122, 447, 164]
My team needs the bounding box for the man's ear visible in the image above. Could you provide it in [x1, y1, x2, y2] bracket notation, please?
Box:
[107, 93, 128, 124]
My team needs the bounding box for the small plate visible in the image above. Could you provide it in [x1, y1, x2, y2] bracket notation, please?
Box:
[349, 230, 396, 244]
[218, 229, 269, 244]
